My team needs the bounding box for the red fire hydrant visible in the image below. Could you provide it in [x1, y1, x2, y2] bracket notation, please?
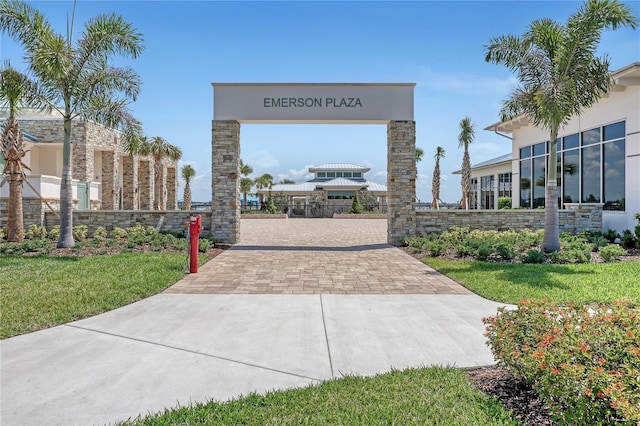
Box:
[189, 214, 202, 273]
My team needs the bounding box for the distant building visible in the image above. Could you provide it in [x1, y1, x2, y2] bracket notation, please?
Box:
[256, 163, 387, 217]
[453, 153, 513, 210]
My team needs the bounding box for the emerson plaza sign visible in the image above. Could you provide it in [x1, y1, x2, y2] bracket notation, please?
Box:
[211, 83, 417, 244]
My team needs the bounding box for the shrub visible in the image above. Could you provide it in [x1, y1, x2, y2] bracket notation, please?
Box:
[93, 226, 108, 241]
[553, 240, 592, 264]
[425, 240, 446, 257]
[72, 225, 89, 241]
[484, 299, 640, 425]
[0, 228, 5, 241]
[603, 229, 620, 243]
[495, 243, 517, 260]
[48, 225, 60, 241]
[599, 244, 627, 262]
[145, 226, 157, 236]
[0, 239, 51, 255]
[621, 230, 637, 249]
[498, 196, 512, 209]
[126, 223, 148, 240]
[26, 224, 48, 240]
[198, 238, 211, 253]
[110, 227, 128, 239]
[348, 191, 364, 214]
[474, 244, 493, 261]
[266, 197, 278, 214]
[521, 249, 545, 264]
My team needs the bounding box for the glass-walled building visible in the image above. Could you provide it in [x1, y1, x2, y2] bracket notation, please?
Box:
[454, 153, 512, 210]
[485, 62, 640, 233]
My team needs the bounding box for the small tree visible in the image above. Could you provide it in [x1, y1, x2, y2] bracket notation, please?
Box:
[181, 164, 195, 210]
[431, 146, 446, 210]
[349, 191, 364, 214]
[458, 117, 475, 210]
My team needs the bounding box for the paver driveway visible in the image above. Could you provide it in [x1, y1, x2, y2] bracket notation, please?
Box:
[166, 218, 472, 294]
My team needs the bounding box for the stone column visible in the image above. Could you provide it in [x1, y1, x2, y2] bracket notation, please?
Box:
[166, 167, 178, 210]
[122, 156, 139, 210]
[212, 120, 241, 243]
[72, 139, 94, 183]
[101, 151, 119, 210]
[139, 159, 153, 210]
[387, 121, 416, 245]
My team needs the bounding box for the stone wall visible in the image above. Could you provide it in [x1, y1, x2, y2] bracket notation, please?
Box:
[387, 121, 416, 245]
[211, 120, 241, 243]
[0, 198, 77, 229]
[415, 204, 603, 235]
[43, 210, 212, 234]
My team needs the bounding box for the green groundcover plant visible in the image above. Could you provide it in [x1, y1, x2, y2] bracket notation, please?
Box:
[484, 299, 640, 425]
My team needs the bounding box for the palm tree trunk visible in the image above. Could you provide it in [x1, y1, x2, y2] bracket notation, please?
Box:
[542, 128, 561, 252]
[7, 163, 24, 242]
[184, 183, 191, 210]
[432, 161, 440, 210]
[461, 150, 471, 210]
[57, 115, 75, 248]
[154, 162, 163, 210]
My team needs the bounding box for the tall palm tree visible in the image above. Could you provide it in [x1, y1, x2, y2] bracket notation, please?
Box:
[254, 173, 273, 206]
[240, 177, 253, 209]
[485, 0, 637, 252]
[458, 117, 475, 210]
[181, 164, 195, 211]
[415, 147, 424, 163]
[431, 146, 446, 210]
[140, 136, 182, 210]
[240, 159, 253, 177]
[0, 64, 46, 242]
[1, 0, 145, 247]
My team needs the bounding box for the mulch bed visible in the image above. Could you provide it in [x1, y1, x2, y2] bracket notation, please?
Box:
[467, 366, 556, 425]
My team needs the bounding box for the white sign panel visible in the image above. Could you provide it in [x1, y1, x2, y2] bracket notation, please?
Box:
[212, 83, 415, 124]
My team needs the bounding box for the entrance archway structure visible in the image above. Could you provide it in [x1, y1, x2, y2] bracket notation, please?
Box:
[211, 83, 416, 245]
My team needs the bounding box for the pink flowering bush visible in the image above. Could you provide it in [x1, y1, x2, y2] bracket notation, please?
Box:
[484, 299, 640, 425]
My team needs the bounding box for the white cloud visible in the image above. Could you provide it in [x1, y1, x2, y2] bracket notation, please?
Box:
[276, 165, 314, 183]
[410, 66, 519, 97]
[246, 150, 279, 170]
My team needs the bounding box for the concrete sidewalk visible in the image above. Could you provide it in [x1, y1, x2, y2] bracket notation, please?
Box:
[0, 219, 510, 425]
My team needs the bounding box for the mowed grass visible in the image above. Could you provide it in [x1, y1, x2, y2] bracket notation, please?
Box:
[0, 252, 186, 339]
[121, 367, 517, 426]
[423, 258, 640, 305]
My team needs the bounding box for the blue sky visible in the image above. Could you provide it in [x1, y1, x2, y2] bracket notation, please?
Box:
[2, 1, 639, 203]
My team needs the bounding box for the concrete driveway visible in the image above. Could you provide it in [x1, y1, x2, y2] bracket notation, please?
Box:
[1, 219, 509, 426]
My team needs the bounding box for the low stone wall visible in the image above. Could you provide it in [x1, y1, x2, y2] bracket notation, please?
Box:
[416, 204, 602, 234]
[241, 214, 287, 219]
[333, 213, 387, 219]
[43, 210, 213, 234]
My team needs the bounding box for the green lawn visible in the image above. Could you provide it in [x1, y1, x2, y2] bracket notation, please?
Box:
[121, 367, 516, 426]
[0, 252, 186, 339]
[423, 258, 640, 305]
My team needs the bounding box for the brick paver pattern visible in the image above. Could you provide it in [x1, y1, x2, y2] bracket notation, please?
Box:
[165, 219, 472, 295]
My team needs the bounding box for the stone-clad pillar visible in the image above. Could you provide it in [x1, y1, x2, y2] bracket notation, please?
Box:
[166, 167, 178, 210]
[101, 151, 119, 210]
[387, 121, 416, 245]
[122, 156, 139, 210]
[72, 140, 94, 183]
[212, 120, 241, 243]
[139, 159, 153, 210]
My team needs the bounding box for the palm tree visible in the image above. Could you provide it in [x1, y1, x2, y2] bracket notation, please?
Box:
[278, 179, 295, 184]
[415, 147, 424, 163]
[240, 177, 254, 209]
[431, 146, 446, 210]
[458, 117, 475, 210]
[181, 164, 195, 211]
[485, 0, 637, 252]
[1, 0, 145, 247]
[140, 136, 182, 210]
[254, 173, 273, 206]
[240, 159, 253, 177]
[0, 64, 46, 242]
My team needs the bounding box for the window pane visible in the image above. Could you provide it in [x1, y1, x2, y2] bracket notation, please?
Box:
[533, 142, 546, 156]
[563, 133, 579, 150]
[520, 146, 531, 159]
[317, 172, 326, 178]
[327, 172, 335, 178]
[343, 172, 352, 178]
[603, 121, 625, 141]
[581, 145, 601, 202]
[563, 149, 579, 204]
[352, 172, 362, 178]
[603, 140, 625, 210]
[520, 160, 531, 208]
[581, 128, 601, 146]
[533, 156, 546, 208]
